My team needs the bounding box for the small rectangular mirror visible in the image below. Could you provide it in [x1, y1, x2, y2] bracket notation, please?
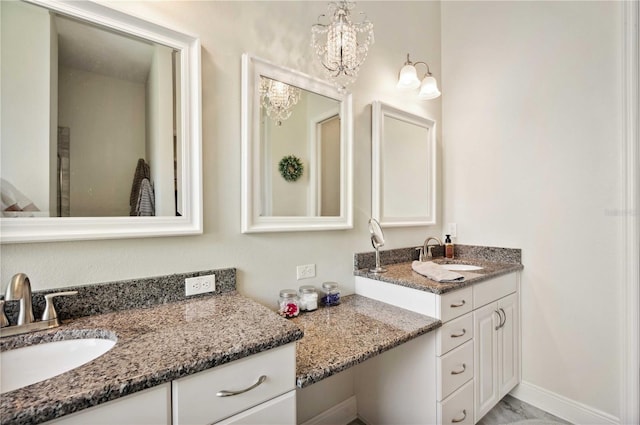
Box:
[371, 101, 436, 227]
[241, 54, 353, 233]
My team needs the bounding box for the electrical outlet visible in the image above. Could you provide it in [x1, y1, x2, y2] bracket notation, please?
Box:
[185, 274, 216, 296]
[296, 264, 316, 280]
[448, 223, 457, 238]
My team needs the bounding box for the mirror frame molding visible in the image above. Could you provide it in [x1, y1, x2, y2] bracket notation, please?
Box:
[1, 0, 202, 243]
[241, 53, 353, 233]
[371, 101, 437, 228]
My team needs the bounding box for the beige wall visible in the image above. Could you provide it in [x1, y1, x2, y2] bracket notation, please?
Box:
[441, 1, 623, 421]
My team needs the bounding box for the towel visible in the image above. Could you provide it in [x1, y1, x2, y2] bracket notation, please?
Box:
[134, 178, 155, 216]
[130, 159, 154, 216]
[411, 261, 464, 282]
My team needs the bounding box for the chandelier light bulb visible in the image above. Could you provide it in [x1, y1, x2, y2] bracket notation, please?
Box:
[259, 77, 301, 126]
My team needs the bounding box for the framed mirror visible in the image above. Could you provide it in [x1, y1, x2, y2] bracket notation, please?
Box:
[0, 0, 202, 243]
[371, 101, 436, 227]
[241, 54, 353, 233]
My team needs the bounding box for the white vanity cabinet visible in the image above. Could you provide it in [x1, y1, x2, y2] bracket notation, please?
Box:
[45, 343, 296, 425]
[355, 270, 519, 424]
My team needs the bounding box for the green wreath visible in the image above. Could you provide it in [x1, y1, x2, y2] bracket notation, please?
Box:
[278, 155, 304, 182]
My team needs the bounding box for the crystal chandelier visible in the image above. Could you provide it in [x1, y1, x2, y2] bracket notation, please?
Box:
[311, 1, 374, 88]
[259, 77, 301, 126]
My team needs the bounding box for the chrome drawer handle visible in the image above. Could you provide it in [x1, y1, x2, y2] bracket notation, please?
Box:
[450, 300, 466, 308]
[216, 375, 267, 397]
[451, 409, 467, 423]
[494, 310, 504, 330]
[451, 363, 466, 375]
[451, 329, 466, 338]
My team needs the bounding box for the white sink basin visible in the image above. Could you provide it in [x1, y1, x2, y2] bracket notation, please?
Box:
[0, 338, 115, 394]
[440, 264, 484, 271]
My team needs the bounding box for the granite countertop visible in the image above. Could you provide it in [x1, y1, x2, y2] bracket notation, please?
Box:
[355, 255, 523, 295]
[0, 291, 303, 425]
[292, 294, 441, 388]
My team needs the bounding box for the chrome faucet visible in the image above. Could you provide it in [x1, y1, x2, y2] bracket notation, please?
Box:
[5, 273, 34, 325]
[418, 237, 442, 261]
[1, 273, 77, 338]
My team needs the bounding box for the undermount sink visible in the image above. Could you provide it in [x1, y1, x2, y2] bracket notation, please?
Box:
[0, 338, 115, 394]
[440, 264, 484, 271]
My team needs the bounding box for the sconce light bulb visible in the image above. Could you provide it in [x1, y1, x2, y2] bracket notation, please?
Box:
[418, 75, 441, 100]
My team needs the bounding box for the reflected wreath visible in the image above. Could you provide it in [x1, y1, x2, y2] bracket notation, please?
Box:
[278, 155, 304, 182]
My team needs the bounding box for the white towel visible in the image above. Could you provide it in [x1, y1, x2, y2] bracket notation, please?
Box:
[411, 261, 464, 282]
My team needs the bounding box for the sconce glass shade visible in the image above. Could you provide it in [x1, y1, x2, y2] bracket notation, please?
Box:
[418, 75, 441, 100]
[397, 64, 421, 90]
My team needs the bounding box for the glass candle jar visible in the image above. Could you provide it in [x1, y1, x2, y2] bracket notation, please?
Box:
[321, 281, 340, 306]
[278, 289, 300, 318]
[298, 285, 318, 312]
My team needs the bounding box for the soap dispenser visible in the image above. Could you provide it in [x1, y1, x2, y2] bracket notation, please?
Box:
[444, 234, 455, 259]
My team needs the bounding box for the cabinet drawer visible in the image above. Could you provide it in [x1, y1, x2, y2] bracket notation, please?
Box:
[173, 343, 295, 425]
[438, 379, 474, 425]
[473, 273, 517, 309]
[436, 312, 473, 356]
[439, 286, 473, 322]
[437, 340, 473, 401]
[215, 391, 296, 425]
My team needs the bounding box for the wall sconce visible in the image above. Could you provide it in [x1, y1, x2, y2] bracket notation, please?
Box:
[259, 77, 301, 126]
[397, 53, 441, 100]
[311, 1, 374, 89]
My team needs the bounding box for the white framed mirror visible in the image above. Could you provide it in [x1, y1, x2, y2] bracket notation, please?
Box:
[0, 0, 202, 243]
[371, 101, 436, 227]
[241, 54, 353, 233]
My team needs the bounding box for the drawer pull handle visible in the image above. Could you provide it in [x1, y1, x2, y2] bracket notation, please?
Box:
[451, 329, 466, 338]
[216, 375, 267, 397]
[451, 409, 467, 423]
[499, 308, 506, 329]
[450, 300, 466, 308]
[451, 363, 466, 375]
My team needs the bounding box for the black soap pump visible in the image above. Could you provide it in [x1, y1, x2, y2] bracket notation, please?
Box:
[445, 234, 455, 259]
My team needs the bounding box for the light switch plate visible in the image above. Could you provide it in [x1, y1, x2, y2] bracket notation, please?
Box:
[297, 264, 316, 280]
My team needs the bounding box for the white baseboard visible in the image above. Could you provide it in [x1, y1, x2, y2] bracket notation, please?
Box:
[300, 396, 358, 425]
[510, 381, 620, 425]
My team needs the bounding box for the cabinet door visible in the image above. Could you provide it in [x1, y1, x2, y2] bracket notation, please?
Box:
[473, 302, 500, 423]
[498, 293, 519, 397]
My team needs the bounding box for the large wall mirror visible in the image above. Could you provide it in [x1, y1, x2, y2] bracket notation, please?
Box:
[371, 101, 436, 227]
[241, 54, 353, 233]
[0, 0, 202, 243]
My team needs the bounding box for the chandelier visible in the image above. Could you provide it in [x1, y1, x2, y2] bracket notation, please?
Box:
[259, 77, 301, 126]
[311, 1, 374, 88]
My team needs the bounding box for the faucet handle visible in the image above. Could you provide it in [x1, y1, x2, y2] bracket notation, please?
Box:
[42, 291, 78, 322]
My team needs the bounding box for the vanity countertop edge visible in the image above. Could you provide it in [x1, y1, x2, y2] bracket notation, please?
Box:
[0, 291, 303, 425]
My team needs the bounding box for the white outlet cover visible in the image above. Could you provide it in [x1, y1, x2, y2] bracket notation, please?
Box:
[185, 274, 216, 296]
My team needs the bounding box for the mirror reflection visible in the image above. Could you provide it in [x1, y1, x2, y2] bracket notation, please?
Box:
[258, 77, 341, 218]
[1, 0, 181, 219]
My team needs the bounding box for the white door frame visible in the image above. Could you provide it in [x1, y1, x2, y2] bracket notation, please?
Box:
[621, 1, 639, 424]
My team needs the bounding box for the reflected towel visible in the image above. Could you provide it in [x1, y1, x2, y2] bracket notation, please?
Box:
[130, 158, 151, 215]
[411, 261, 464, 282]
[1, 178, 40, 214]
[135, 178, 155, 216]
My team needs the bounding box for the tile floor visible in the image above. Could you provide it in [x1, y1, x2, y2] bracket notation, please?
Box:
[348, 394, 571, 425]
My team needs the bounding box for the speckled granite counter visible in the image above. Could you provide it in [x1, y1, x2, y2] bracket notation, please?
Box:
[354, 245, 523, 295]
[291, 294, 441, 388]
[0, 292, 303, 425]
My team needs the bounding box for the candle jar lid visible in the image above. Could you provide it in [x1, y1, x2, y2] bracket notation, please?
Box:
[299, 285, 317, 294]
[322, 281, 338, 290]
[280, 289, 298, 298]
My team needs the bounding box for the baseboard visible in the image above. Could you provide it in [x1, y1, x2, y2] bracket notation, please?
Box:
[510, 381, 620, 425]
[300, 396, 358, 425]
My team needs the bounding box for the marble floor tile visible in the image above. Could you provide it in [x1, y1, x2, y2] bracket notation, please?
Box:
[477, 394, 572, 425]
